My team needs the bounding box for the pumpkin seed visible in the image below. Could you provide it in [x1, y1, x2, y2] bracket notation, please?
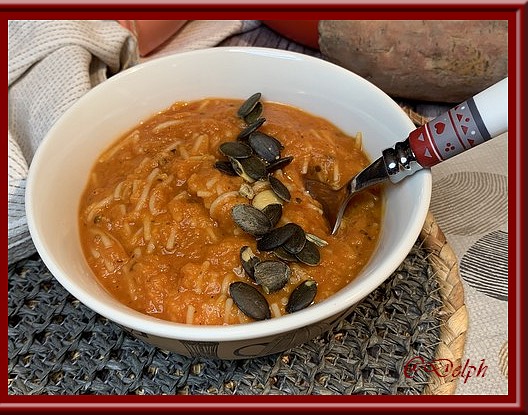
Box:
[214, 160, 238, 176]
[273, 246, 298, 262]
[244, 102, 263, 125]
[238, 118, 266, 140]
[237, 155, 268, 181]
[230, 157, 255, 183]
[282, 224, 306, 254]
[268, 176, 291, 202]
[237, 92, 262, 119]
[295, 239, 320, 266]
[252, 189, 283, 211]
[231, 204, 272, 236]
[256, 222, 301, 252]
[240, 246, 260, 280]
[230, 155, 268, 183]
[261, 203, 282, 227]
[253, 260, 291, 294]
[248, 132, 283, 163]
[229, 281, 270, 320]
[261, 131, 283, 149]
[286, 280, 317, 313]
[219, 141, 253, 159]
[266, 156, 294, 173]
[306, 233, 329, 247]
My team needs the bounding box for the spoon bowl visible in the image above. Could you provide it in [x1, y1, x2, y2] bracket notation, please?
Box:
[305, 157, 388, 234]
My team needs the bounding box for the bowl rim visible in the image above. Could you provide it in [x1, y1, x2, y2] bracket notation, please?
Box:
[26, 46, 432, 342]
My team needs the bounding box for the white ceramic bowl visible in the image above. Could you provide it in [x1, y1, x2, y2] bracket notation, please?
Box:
[26, 47, 431, 359]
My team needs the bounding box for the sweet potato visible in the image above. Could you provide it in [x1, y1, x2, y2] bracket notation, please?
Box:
[318, 20, 508, 102]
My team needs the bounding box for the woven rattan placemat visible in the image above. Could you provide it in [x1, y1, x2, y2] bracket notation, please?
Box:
[7, 212, 467, 395]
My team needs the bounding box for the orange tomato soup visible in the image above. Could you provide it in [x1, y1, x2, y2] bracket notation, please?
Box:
[79, 97, 382, 325]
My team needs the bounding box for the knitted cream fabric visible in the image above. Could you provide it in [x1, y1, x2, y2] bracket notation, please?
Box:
[8, 20, 139, 265]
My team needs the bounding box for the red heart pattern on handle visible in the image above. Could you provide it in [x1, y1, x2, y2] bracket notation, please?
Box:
[434, 122, 445, 135]
[409, 97, 488, 168]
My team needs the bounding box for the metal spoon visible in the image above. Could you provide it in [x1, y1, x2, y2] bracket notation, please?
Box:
[305, 77, 508, 235]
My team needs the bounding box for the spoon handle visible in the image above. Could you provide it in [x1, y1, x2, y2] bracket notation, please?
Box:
[408, 77, 508, 168]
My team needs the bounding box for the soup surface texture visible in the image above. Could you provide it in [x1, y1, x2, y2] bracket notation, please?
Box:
[79, 97, 382, 325]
